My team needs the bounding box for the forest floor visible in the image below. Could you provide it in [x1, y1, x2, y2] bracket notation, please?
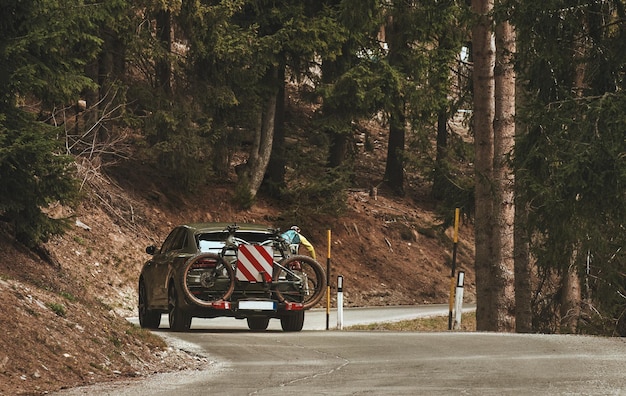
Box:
[0, 107, 476, 395]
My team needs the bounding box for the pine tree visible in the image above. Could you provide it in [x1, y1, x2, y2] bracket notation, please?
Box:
[513, 0, 626, 335]
[0, 0, 100, 246]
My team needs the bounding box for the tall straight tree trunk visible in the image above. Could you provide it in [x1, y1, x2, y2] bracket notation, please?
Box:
[247, 91, 277, 198]
[492, 18, 516, 331]
[514, 68, 532, 333]
[384, 108, 406, 196]
[265, 61, 287, 197]
[155, 9, 172, 97]
[514, 196, 533, 332]
[558, 17, 588, 333]
[432, 110, 448, 200]
[472, 0, 496, 331]
[561, 249, 582, 333]
[383, 12, 406, 196]
[322, 46, 352, 169]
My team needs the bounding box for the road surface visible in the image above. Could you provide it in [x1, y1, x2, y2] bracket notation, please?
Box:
[128, 304, 467, 331]
[54, 305, 626, 395]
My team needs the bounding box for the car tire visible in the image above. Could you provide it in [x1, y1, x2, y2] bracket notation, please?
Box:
[138, 279, 161, 329]
[280, 311, 305, 332]
[168, 284, 191, 332]
[247, 316, 270, 331]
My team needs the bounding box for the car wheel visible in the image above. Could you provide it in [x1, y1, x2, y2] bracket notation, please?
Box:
[168, 284, 191, 332]
[138, 279, 161, 329]
[247, 316, 270, 331]
[280, 311, 305, 332]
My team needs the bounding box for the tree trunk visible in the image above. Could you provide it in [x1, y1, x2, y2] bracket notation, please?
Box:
[238, 63, 281, 202]
[384, 109, 406, 196]
[561, 251, 582, 333]
[492, 18, 516, 331]
[155, 9, 172, 97]
[246, 91, 278, 198]
[265, 62, 287, 197]
[472, 0, 496, 331]
[328, 133, 349, 169]
[322, 49, 352, 169]
[514, 197, 533, 333]
[432, 110, 448, 200]
[383, 12, 405, 196]
[514, 64, 532, 333]
[558, 11, 587, 333]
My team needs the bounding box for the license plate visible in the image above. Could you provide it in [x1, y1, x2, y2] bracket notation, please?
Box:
[238, 300, 276, 311]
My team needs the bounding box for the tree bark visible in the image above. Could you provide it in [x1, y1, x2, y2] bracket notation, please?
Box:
[155, 9, 172, 97]
[513, 62, 532, 333]
[265, 62, 287, 197]
[492, 18, 516, 331]
[384, 109, 406, 196]
[383, 11, 406, 196]
[432, 110, 448, 200]
[557, 10, 587, 333]
[561, 254, 582, 333]
[328, 133, 349, 169]
[472, 0, 496, 331]
[514, 197, 533, 332]
[238, 67, 283, 200]
[246, 77, 278, 198]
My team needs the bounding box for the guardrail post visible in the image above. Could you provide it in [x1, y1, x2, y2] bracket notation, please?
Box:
[326, 229, 331, 330]
[337, 275, 344, 330]
[453, 271, 465, 330]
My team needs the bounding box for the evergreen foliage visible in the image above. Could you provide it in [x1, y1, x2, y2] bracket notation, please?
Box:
[0, 0, 100, 246]
[513, 0, 626, 334]
[0, 110, 79, 246]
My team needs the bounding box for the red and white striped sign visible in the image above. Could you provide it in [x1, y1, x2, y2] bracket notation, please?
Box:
[236, 245, 274, 283]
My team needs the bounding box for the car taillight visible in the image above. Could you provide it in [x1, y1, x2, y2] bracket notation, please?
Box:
[212, 300, 231, 309]
[284, 302, 304, 311]
[191, 257, 219, 269]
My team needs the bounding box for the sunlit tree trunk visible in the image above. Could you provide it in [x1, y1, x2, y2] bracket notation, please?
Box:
[472, 0, 496, 331]
[514, 68, 532, 333]
[247, 91, 277, 198]
[561, 249, 582, 333]
[493, 17, 516, 331]
[265, 61, 287, 197]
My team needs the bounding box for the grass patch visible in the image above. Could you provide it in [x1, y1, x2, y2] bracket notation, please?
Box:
[346, 312, 476, 332]
[47, 302, 66, 317]
[60, 291, 77, 302]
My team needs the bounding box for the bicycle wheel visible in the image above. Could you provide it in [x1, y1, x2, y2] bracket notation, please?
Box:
[272, 255, 326, 310]
[182, 253, 235, 307]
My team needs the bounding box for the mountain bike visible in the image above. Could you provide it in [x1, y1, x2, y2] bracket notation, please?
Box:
[181, 224, 326, 310]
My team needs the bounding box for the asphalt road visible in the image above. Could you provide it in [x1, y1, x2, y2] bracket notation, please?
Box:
[131, 303, 469, 331]
[54, 306, 626, 396]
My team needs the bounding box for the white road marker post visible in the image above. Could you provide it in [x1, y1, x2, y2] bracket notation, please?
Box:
[453, 271, 465, 330]
[448, 208, 460, 330]
[337, 275, 344, 330]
